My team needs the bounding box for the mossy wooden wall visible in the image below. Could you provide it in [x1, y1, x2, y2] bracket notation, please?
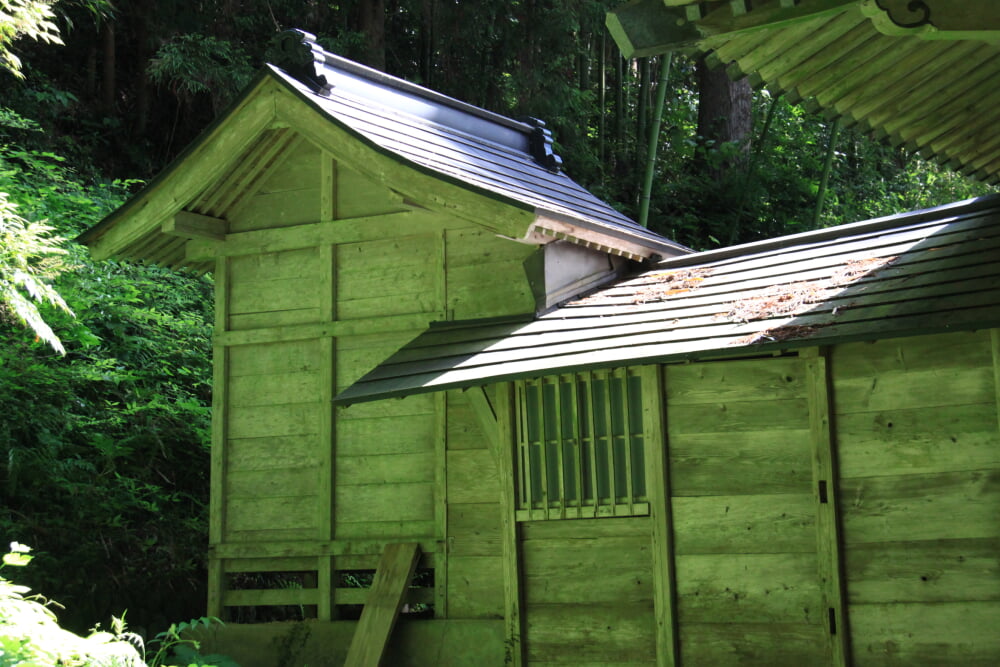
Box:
[831, 331, 1000, 664]
[208, 137, 532, 621]
[507, 330, 999, 666]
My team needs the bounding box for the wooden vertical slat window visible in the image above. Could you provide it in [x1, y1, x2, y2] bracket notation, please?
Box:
[515, 369, 649, 521]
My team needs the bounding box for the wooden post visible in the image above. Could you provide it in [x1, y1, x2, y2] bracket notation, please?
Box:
[644, 365, 678, 667]
[207, 255, 231, 618]
[495, 382, 525, 666]
[344, 542, 421, 667]
[318, 242, 337, 620]
[802, 347, 851, 666]
[434, 390, 449, 618]
[990, 330, 1000, 432]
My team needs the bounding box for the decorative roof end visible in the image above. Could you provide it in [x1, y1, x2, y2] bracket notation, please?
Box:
[266, 29, 332, 94]
[523, 117, 563, 173]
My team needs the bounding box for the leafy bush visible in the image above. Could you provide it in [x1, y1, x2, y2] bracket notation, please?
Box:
[0, 121, 214, 632]
[0, 543, 237, 667]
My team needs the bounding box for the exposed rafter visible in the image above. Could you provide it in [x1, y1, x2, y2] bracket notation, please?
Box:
[607, 0, 856, 58]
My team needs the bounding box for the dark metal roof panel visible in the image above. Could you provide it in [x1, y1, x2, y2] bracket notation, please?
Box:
[336, 193, 1000, 404]
[267, 42, 688, 257]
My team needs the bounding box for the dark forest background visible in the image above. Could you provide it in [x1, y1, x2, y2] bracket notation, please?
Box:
[0, 0, 992, 634]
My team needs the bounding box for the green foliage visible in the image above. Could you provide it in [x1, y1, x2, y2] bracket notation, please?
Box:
[0, 191, 71, 353]
[0, 543, 236, 667]
[0, 122, 213, 632]
[645, 87, 994, 249]
[0, 0, 62, 78]
[148, 34, 253, 113]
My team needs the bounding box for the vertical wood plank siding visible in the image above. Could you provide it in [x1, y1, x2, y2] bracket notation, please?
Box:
[832, 331, 1000, 664]
[211, 140, 534, 627]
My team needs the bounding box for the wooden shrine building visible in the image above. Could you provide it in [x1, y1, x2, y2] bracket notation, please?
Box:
[81, 3, 1000, 664]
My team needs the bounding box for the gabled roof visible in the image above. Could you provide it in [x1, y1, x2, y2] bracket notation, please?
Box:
[607, 0, 1000, 184]
[336, 193, 1000, 404]
[78, 30, 687, 268]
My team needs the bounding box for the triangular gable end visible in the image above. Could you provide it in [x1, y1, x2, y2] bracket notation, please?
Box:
[81, 32, 689, 273]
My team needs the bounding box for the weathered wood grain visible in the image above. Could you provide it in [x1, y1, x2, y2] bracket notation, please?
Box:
[522, 536, 654, 605]
[447, 555, 504, 619]
[227, 495, 316, 533]
[804, 349, 850, 665]
[228, 371, 318, 407]
[221, 556, 318, 573]
[228, 247, 320, 282]
[226, 467, 319, 499]
[447, 503, 502, 557]
[447, 448, 499, 504]
[675, 552, 823, 624]
[849, 600, 1000, 665]
[229, 339, 320, 376]
[338, 391, 434, 421]
[524, 603, 656, 664]
[335, 482, 435, 524]
[666, 357, 805, 404]
[447, 391, 488, 450]
[495, 383, 525, 665]
[227, 435, 318, 471]
[257, 143, 320, 194]
[644, 364, 677, 667]
[667, 399, 810, 435]
[845, 537, 1000, 604]
[344, 542, 420, 667]
[668, 429, 812, 496]
[336, 235, 439, 320]
[833, 364, 994, 414]
[445, 227, 537, 319]
[336, 331, 426, 389]
[678, 622, 828, 667]
[335, 414, 435, 456]
[830, 330, 990, 377]
[336, 163, 405, 219]
[839, 470, 1000, 544]
[230, 187, 321, 232]
[671, 493, 816, 555]
[227, 402, 319, 440]
[337, 453, 435, 486]
[519, 515, 650, 540]
[229, 277, 319, 317]
[228, 307, 322, 331]
[224, 587, 318, 607]
[836, 404, 1000, 478]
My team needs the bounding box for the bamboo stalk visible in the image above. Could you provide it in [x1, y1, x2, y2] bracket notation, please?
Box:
[639, 53, 673, 228]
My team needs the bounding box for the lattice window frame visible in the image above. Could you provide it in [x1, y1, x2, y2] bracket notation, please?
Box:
[514, 367, 649, 521]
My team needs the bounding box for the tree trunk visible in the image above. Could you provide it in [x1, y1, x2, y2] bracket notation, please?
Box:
[102, 21, 116, 114]
[358, 0, 386, 71]
[696, 56, 752, 176]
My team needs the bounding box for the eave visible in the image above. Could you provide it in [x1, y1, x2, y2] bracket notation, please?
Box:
[80, 64, 684, 269]
[607, 0, 1000, 184]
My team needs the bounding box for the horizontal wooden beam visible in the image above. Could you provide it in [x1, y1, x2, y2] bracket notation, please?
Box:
[185, 209, 466, 261]
[607, 0, 856, 58]
[224, 587, 318, 607]
[213, 312, 439, 347]
[209, 538, 439, 560]
[333, 586, 435, 606]
[163, 211, 228, 241]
